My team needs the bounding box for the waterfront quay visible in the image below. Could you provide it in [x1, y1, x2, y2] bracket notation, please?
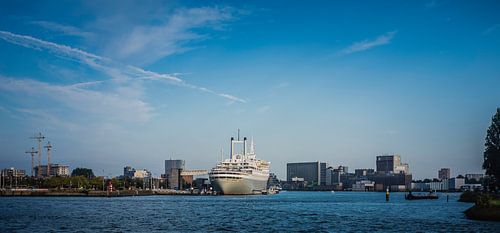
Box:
[0, 188, 215, 197]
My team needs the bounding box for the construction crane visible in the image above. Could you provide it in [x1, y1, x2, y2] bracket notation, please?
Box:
[25, 147, 38, 177]
[44, 142, 52, 177]
[30, 132, 45, 178]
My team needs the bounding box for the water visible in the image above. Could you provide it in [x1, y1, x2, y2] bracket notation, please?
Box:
[0, 192, 498, 232]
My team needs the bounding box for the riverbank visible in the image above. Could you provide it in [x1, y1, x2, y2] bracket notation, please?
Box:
[0, 188, 208, 197]
[464, 205, 500, 221]
[460, 191, 500, 221]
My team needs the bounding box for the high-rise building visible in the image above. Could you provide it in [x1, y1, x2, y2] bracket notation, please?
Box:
[165, 159, 185, 189]
[376, 155, 409, 174]
[287, 162, 327, 186]
[438, 168, 451, 180]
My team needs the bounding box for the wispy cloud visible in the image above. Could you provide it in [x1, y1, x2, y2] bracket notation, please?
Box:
[0, 30, 245, 103]
[0, 76, 151, 123]
[483, 24, 500, 36]
[88, 6, 235, 65]
[16, 108, 81, 130]
[30, 20, 95, 39]
[341, 31, 397, 55]
[257, 105, 271, 113]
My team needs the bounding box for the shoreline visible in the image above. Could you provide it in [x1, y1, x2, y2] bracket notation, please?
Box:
[0, 189, 213, 197]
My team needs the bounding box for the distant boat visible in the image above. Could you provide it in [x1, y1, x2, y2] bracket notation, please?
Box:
[405, 191, 439, 200]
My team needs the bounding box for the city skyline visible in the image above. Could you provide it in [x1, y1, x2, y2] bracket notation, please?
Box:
[1, 1, 500, 180]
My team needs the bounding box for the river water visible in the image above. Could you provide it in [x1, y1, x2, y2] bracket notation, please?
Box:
[0, 191, 498, 232]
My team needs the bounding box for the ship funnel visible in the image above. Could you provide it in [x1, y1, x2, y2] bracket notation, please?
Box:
[243, 137, 247, 155]
[230, 137, 234, 160]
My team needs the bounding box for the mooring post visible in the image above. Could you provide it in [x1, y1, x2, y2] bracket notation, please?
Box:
[386, 187, 390, 202]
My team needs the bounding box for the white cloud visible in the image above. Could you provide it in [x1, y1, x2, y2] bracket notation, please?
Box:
[0, 76, 152, 123]
[16, 108, 81, 130]
[0, 30, 245, 103]
[89, 6, 234, 65]
[30, 21, 95, 39]
[341, 31, 397, 55]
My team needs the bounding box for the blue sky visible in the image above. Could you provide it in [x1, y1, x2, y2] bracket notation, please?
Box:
[0, 0, 499, 179]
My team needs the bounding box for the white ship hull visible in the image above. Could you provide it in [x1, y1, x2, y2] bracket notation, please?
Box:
[210, 174, 268, 195]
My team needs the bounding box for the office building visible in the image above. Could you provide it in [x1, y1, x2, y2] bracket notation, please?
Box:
[287, 162, 327, 186]
[376, 155, 409, 174]
[165, 159, 185, 189]
[438, 168, 451, 180]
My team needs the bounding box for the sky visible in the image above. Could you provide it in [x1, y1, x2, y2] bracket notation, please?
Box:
[0, 0, 499, 180]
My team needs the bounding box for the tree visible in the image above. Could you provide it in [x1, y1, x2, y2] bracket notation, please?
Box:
[483, 108, 500, 190]
[71, 168, 95, 179]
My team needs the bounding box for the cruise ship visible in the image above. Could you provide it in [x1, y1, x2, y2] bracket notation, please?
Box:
[209, 134, 270, 195]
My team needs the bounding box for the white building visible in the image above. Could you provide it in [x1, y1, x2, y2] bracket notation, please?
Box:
[133, 169, 151, 178]
[411, 182, 429, 191]
[352, 180, 375, 191]
[411, 178, 465, 191]
[448, 178, 465, 190]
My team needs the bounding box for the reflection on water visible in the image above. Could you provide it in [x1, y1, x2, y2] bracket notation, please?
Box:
[0, 192, 498, 232]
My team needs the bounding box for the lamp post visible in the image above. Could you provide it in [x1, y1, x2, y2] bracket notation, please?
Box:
[102, 169, 105, 191]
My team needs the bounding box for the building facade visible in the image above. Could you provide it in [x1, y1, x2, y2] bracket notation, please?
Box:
[123, 166, 135, 178]
[133, 169, 151, 178]
[165, 159, 185, 189]
[438, 168, 451, 180]
[355, 168, 375, 177]
[34, 164, 69, 177]
[286, 162, 327, 186]
[1, 167, 26, 177]
[123, 166, 151, 179]
[368, 173, 412, 190]
[376, 155, 409, 174]
[352, 180, 375, 191]
[411, 177, 465, 191]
